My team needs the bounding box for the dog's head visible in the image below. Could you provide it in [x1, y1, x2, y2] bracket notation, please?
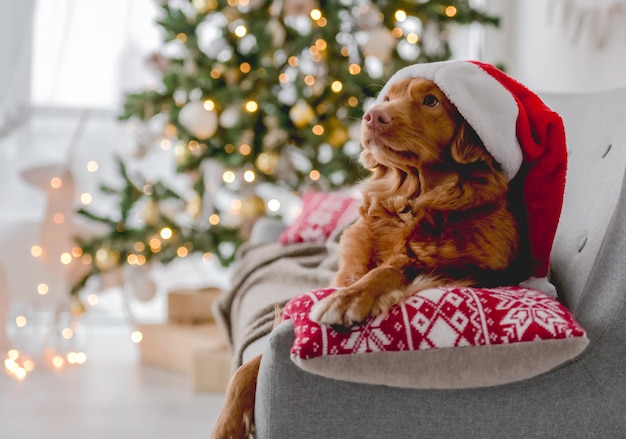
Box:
[360, 77, 498, 174]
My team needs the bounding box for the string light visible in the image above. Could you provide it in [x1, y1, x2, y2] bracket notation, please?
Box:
[234, 25, 247, 38]
[31, 245, 43, 257]
[61, 328, 74, 340]
[86, 161, 99, 172]
[149, 238, 162, 252]
[160, 139, 172, 150]
[245, 100, 258, 112]
[50, 177, 62, 189]
[131, 331, 143, 344]
[80, 193, 93, 205]
[87, 294, 99, 306]
[160, 227, 173, 240]
[445, 6, 458, 17]
[222, 170, 236, 183]
[37, 283, 49, 295]
[209, 214, 220, 225]
[407, 33, 419, 44]
[349, 64, 362, 75]
[203, 99, 215, 111]
[395, 10, 407, 22]
[52, 355, 64, 369]
[165, 124, 178, 137]
[267, 199, 280, 212]
[331, 81, 343, 93]
[309, 170, 321, 181]
[239, 144, 252, 155]
[243, 170, 256, 182]
[315, 39, 327, 51]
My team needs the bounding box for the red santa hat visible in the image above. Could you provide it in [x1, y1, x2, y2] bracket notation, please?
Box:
[377, 60, 567, 297]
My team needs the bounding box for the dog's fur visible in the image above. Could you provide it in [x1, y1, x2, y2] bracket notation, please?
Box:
[212, 78, 524, 438]
[310, 77, 521, 326]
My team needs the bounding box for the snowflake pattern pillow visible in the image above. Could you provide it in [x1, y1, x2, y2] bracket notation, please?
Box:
[283, 286, 588, 389]
[279, 191, 361, 245]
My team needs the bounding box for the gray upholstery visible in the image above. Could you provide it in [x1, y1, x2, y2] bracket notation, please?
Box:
[251, 87, 626, 438]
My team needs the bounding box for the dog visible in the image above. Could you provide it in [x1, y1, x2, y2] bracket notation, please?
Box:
[310, 76, 522, 327]
[212, 77, 525, 438]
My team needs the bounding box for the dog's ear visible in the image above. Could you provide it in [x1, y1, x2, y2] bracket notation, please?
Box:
[450, 121, 492, 165]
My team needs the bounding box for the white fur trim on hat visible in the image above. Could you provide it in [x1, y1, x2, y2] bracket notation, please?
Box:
[376, 60, 524, 181]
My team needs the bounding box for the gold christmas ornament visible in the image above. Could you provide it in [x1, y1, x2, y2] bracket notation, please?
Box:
[328, 125, 349, 148]
[70, 299, 87, 316]
[142, 201, 160, 226]
[241, 193, 266, 219]
[94, 247, 120, 272]
[186, 194, 202, 219]
[174, 141, 193, 166]
[256, 151, 280, 175]
[289, 101, 315, 128]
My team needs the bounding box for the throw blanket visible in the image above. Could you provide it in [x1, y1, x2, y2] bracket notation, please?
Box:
[214, 228, 343, 369]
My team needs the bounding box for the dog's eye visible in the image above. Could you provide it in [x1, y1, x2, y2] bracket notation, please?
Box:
[383, 96, 390, 103]
[423, 95, 439, 107]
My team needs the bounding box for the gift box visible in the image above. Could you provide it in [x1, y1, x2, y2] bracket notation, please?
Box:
[138, 322, 231, 392]
[167, 287, 222, 324]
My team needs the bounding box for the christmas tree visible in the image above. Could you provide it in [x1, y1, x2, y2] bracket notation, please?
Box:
[72, 0, 498, 296]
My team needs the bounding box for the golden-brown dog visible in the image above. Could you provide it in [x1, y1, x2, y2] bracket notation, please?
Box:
[212, 77, 524, 438]
[310, 77, 521, 327]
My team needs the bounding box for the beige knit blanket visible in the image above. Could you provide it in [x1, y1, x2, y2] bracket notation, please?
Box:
[214, 230, 343, 369]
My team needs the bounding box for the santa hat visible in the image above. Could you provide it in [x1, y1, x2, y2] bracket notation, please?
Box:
[377, 60, 567, 297]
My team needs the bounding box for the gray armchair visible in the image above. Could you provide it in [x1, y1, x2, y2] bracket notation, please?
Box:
[252, 87, 626, 438]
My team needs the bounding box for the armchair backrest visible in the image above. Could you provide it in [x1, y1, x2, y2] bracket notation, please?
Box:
[542, 87, 626, 341]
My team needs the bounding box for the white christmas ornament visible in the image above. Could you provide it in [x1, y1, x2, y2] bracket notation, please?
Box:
[178, 100, 219, 139]
[124, 264, 157, 302]
[219, 106, 240, 128]
[360, 27, 396, 61]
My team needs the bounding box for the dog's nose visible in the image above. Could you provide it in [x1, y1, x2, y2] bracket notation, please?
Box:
[363, 108, 392, 127]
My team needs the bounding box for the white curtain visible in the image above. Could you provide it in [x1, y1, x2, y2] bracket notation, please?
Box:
[0, 0, 36, 138]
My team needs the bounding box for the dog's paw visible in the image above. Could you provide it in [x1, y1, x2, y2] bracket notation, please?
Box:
[310, 288, 376, 327]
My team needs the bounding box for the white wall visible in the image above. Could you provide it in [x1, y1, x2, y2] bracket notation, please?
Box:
[483, 0, 626, 93]
[30, 0, 161, 110]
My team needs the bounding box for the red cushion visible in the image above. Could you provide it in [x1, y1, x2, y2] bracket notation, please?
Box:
[278, 191, 361, 245]
[283, 286, 588, 388]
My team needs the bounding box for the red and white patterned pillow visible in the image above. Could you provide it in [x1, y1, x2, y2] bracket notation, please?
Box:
[279, 191, 361, 245]
[283, 286, 588, 389]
